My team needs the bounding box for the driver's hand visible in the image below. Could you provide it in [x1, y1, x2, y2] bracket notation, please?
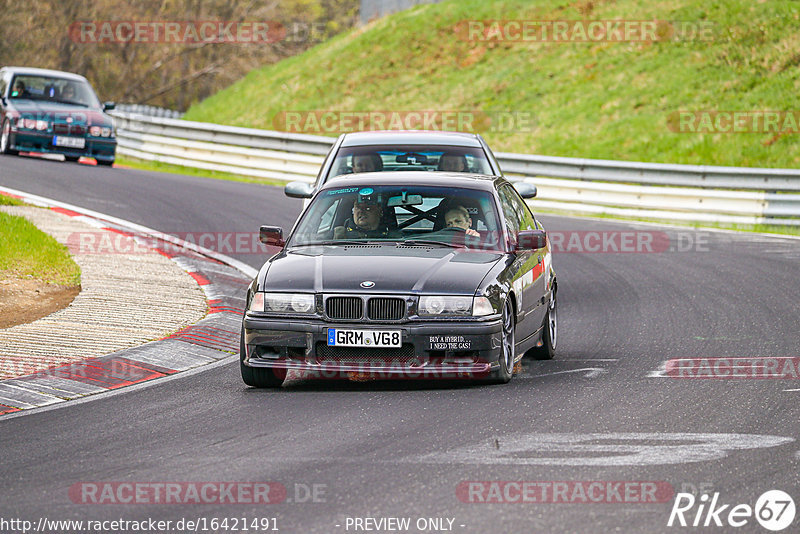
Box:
[466, 228, 479, 237]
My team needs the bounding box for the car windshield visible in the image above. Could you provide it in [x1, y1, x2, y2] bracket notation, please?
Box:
[289, 184, 502, 249]
[8, 75, 100, 107]
[328, 145, 493, 178]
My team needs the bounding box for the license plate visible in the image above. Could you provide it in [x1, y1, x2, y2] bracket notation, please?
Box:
[327, 328, 401, 348]
[53, 136, 85, 149]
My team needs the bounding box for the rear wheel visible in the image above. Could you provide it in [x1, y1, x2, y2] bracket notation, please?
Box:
[1, 119, 18, 155]
[96, 159, 114, 167]
[528, 292, 557, 360]
[489, 299, 515, 384]
[240, 327, 284, 388]
[64, 155, 80, 162]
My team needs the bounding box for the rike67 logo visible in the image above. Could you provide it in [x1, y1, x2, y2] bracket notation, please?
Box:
[668, 490, 795, 531]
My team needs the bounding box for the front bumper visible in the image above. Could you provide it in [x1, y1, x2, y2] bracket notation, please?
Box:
[243, 315, 504, 379]
[9, 130, 116, 160]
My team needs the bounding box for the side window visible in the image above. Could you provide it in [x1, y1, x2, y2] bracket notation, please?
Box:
[317, 199, 339, 233]
[0, 77, 6, 99]
[508, 186, 536, 232]
[497, 186, 521, 246]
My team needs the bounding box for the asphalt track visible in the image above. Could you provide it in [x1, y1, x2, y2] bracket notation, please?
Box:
[1, 154, 800, 533]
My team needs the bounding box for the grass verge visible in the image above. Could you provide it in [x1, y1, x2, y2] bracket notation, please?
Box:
[184, 0, 800, 169]
[0, 211, 81, 286]
[0, 195, 25, 206]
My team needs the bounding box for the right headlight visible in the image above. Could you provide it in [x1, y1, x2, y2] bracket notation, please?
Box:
[251, 292, 315, 314]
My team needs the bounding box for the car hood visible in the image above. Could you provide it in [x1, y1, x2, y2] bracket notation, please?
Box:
[262, 245, 503, 294]
[9, 100, 109, 125]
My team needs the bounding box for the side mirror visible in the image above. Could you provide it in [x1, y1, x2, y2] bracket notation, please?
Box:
[103, 101, 116, 111]
[515, 183, 537, 199]
[259, 225, 284, 247]
[517, 230, 547, 251]
[284, 181, 313, 199]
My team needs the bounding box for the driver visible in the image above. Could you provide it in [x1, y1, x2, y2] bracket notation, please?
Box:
[352, 154, 383, 173]
[11, 80, 26, 98]
[333, 190, 392, 239]
[438, 154, 468, 172]
[444, 206, 480, 237]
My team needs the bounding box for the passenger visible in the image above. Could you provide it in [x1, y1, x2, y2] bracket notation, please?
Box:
[11, 80, 26, 98]
[444, 205, 480, 237]
[438, 154, 468, 172]
[333, 194, 391, 239]
[352, 153, 383, 173]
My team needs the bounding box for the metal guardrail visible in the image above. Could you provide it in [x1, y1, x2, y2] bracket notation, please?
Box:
[115, 104, 184, 119]
[110, 111, 800, 225]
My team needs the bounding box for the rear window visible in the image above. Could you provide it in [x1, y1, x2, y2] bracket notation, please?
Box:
[327, 145, 493, 179]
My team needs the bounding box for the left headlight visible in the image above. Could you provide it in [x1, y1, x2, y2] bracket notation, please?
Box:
[250, 292, 315, 314]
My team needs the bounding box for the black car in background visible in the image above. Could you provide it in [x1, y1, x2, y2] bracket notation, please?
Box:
[0, 66, 116, 165]
[242, 171, 557, 387]
[283, 130, 504, 200]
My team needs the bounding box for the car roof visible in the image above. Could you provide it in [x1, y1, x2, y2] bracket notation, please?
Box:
[2, 66, 88, 82]
[340, 131, 483, 148]
[320, 171, 501, 192]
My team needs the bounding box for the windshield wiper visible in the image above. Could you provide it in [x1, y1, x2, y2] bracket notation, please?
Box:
[50, 98, 89, 107]
[291, 240, 389, 247]
[399, 239, 464, 248]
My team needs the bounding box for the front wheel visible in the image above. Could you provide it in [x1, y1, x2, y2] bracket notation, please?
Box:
[240, 328, 284, 388]
[489, 299, 515, 384]
[528, 292, 557, 360]
[1, 119, 18, 155]
[64, 155, 80, 162]
[96, 158, 114, 167]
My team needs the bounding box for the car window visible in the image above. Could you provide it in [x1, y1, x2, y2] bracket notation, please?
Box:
[327, 145, 493, 180]
[497, 186, 521, 246]
[0, 78, 6, 99]
[507, 185, 537, 232]
[290, 185, 502, 249]
[9, 75, 100, 107]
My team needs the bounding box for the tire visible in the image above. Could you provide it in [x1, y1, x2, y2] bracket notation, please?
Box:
[64, 155, 80, 162]
[528, 291, 557, 360]
[1, 119, 18, 156]
[240, 327, 284, 388]
[489, 298, 515, 384]
[96, 159, 114, 167]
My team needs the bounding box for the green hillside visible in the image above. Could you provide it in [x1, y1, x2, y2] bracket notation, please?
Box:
[184, 0, 800, 168]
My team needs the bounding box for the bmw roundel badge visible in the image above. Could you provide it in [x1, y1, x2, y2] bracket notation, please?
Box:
[360, 280, 375, 288]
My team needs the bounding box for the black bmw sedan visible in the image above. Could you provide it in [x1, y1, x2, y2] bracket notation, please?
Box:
[242, 171, 557, 387]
